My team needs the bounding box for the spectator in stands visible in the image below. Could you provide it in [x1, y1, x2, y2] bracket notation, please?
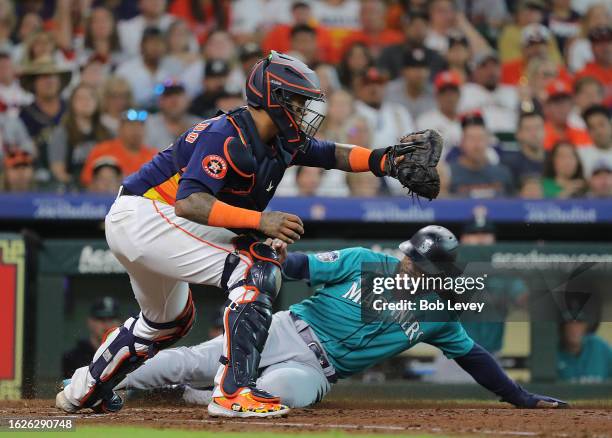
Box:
[19, 59, 71, 183]
[459, 51, 518, 134]
[448, 113, 514, 198]
[416, 70, 462, 155]
[424, 0, 456, 53]
[355, 66, 414, 149]
[168, 0, 231, 44]
[337, 42, 373, 88]
[385, 47, 435, 121]
[77, 7, 123, 69]
[87, 156, 123, 194]
[237, 42, 263, 84]
[165, 19, 199, 71]
[558, 319, 611, 382]
[0, 52, 31, 113]
[0, 0, 15, 54]
[289, 24, 320, 66]
[342, 0, 403, 59]
[115, 27, 181, 109]
[295, 166, 324, 196]
[502, 24, 569, 86]
[12, 12, 42, 60]
[118, 0, 174, 57]
[545, 0, 581, 54]
[542, 141, 586, 198]
[100, 76, 134, 136]
[519, 175, 544, 198]
[445, 33, 470, 81]
[0, 111, 34, 157]
[80, 109, 155, 187]
[586, 162, 612, 197]
[189, 59, 230, 119]
[213, 91, 245, 114]
[1, 149, 34, 192]
[62, 297, 121, 379]
[569, 76, 605, 130]
[498, 0, 560, 63]
[144, 81, 199, 151]
[543, 79, 592, 151]
[48, 84, 112, 186]
[576, 26, 612, 100]
[499, 111, 546, 184]
[579, 105, 612, 178]
[520, 57, 558, 115]
[262, 2, 333, 64]
[78, 58, 110, 90]
[378, 9, 446, 80]
[18, 30, 66, 66]
[311, 0, 361, 31]
[567, 3, 610, 73]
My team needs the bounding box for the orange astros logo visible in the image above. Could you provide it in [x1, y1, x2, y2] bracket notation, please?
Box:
[202, 154, 228, 179]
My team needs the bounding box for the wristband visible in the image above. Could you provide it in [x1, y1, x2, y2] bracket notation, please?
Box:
[369, 147, 389, 177]
[208, 200, 262, 229]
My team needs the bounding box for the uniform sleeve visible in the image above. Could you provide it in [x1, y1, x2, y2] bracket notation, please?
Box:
[291, 137, 336, 169]
[307, 247, 381, 287]
[426, 322, 475, 359]
[176, 131, 233, 201]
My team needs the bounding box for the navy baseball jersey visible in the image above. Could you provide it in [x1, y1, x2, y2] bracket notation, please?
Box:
[123, 107, 336, 210]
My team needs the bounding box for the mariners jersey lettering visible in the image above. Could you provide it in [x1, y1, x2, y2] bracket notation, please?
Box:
[289, 248, 474, 378]
[123, 107, 336, 211]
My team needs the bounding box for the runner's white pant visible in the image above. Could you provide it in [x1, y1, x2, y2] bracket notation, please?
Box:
[121, 311, 332, 408]
[64, 195, 255, 405]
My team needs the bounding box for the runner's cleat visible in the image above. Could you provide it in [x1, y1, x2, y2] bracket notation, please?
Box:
[207, 389, 289, 418]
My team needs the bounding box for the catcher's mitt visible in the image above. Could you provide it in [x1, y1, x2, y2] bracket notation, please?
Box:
[385, 129, 443, 200]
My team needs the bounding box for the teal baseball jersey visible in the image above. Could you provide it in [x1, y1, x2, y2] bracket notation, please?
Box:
[289, 247, 474, 378]
[557, 334, 612, 383]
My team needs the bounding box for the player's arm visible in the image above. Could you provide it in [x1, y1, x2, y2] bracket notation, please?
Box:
[454, 343, 569, 409]
[175, 192, 304, 243]
[174, 134, 304, 243]
[267, 239, 310, 281]
[295, 132, 443, 200]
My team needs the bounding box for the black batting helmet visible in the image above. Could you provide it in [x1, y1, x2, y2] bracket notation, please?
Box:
[245, 51, 325, 154]
[399, 225, 463, 276]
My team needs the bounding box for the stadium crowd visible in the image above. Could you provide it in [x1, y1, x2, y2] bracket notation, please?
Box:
[0, 0, 610, 198]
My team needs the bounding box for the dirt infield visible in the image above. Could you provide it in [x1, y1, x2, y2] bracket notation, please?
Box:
[1, 399, 611, 437]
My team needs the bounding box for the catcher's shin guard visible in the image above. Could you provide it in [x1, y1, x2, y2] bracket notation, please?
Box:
[80, 294, 195, 410]
[219, 242, 282, 401]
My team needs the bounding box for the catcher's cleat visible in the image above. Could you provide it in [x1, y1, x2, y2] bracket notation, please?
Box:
[207, 389, 289, 418]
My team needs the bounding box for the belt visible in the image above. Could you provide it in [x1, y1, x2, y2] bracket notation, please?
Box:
[118, 185, 138, 197]
[290, 312, 338, 383]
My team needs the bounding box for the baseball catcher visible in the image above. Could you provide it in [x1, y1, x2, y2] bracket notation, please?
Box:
[116, 226, 568, 409]
[56, 51, 443, 418]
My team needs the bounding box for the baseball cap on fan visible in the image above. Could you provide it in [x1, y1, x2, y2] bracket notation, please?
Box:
[3, 149, 33, 168]
[588, 25, 612, 43]
[521, 24, 551, 47]
[434, 70, 462, 93]
[205, 59, 230, 78]
[470, 50, 499, 70]
[403, 47, 429, 68]
[545, 78, 572, 101]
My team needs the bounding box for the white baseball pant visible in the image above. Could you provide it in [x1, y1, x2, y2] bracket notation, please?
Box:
[120, 311, 332, 408]
[63, 194, 255, 406]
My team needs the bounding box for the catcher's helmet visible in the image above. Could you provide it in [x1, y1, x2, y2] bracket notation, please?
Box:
[399, 225, 462, 277]
[246, 51, 325, 153]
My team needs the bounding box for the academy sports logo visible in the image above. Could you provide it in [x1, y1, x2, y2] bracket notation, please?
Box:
[315, 251, 339, 262]
[202, 155, 228, 179]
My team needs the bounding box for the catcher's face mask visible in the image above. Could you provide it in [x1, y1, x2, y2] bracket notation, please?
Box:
[275, 89, 326, 151]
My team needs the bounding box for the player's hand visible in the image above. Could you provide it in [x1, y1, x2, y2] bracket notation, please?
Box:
[259, 211, 304, 244]
[265, 238, 288, 263]
[508, 389, 569, 409]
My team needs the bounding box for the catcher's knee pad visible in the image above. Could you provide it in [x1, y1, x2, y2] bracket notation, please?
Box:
[81, 295, 195, 408]
[219, 241, 282, 398]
